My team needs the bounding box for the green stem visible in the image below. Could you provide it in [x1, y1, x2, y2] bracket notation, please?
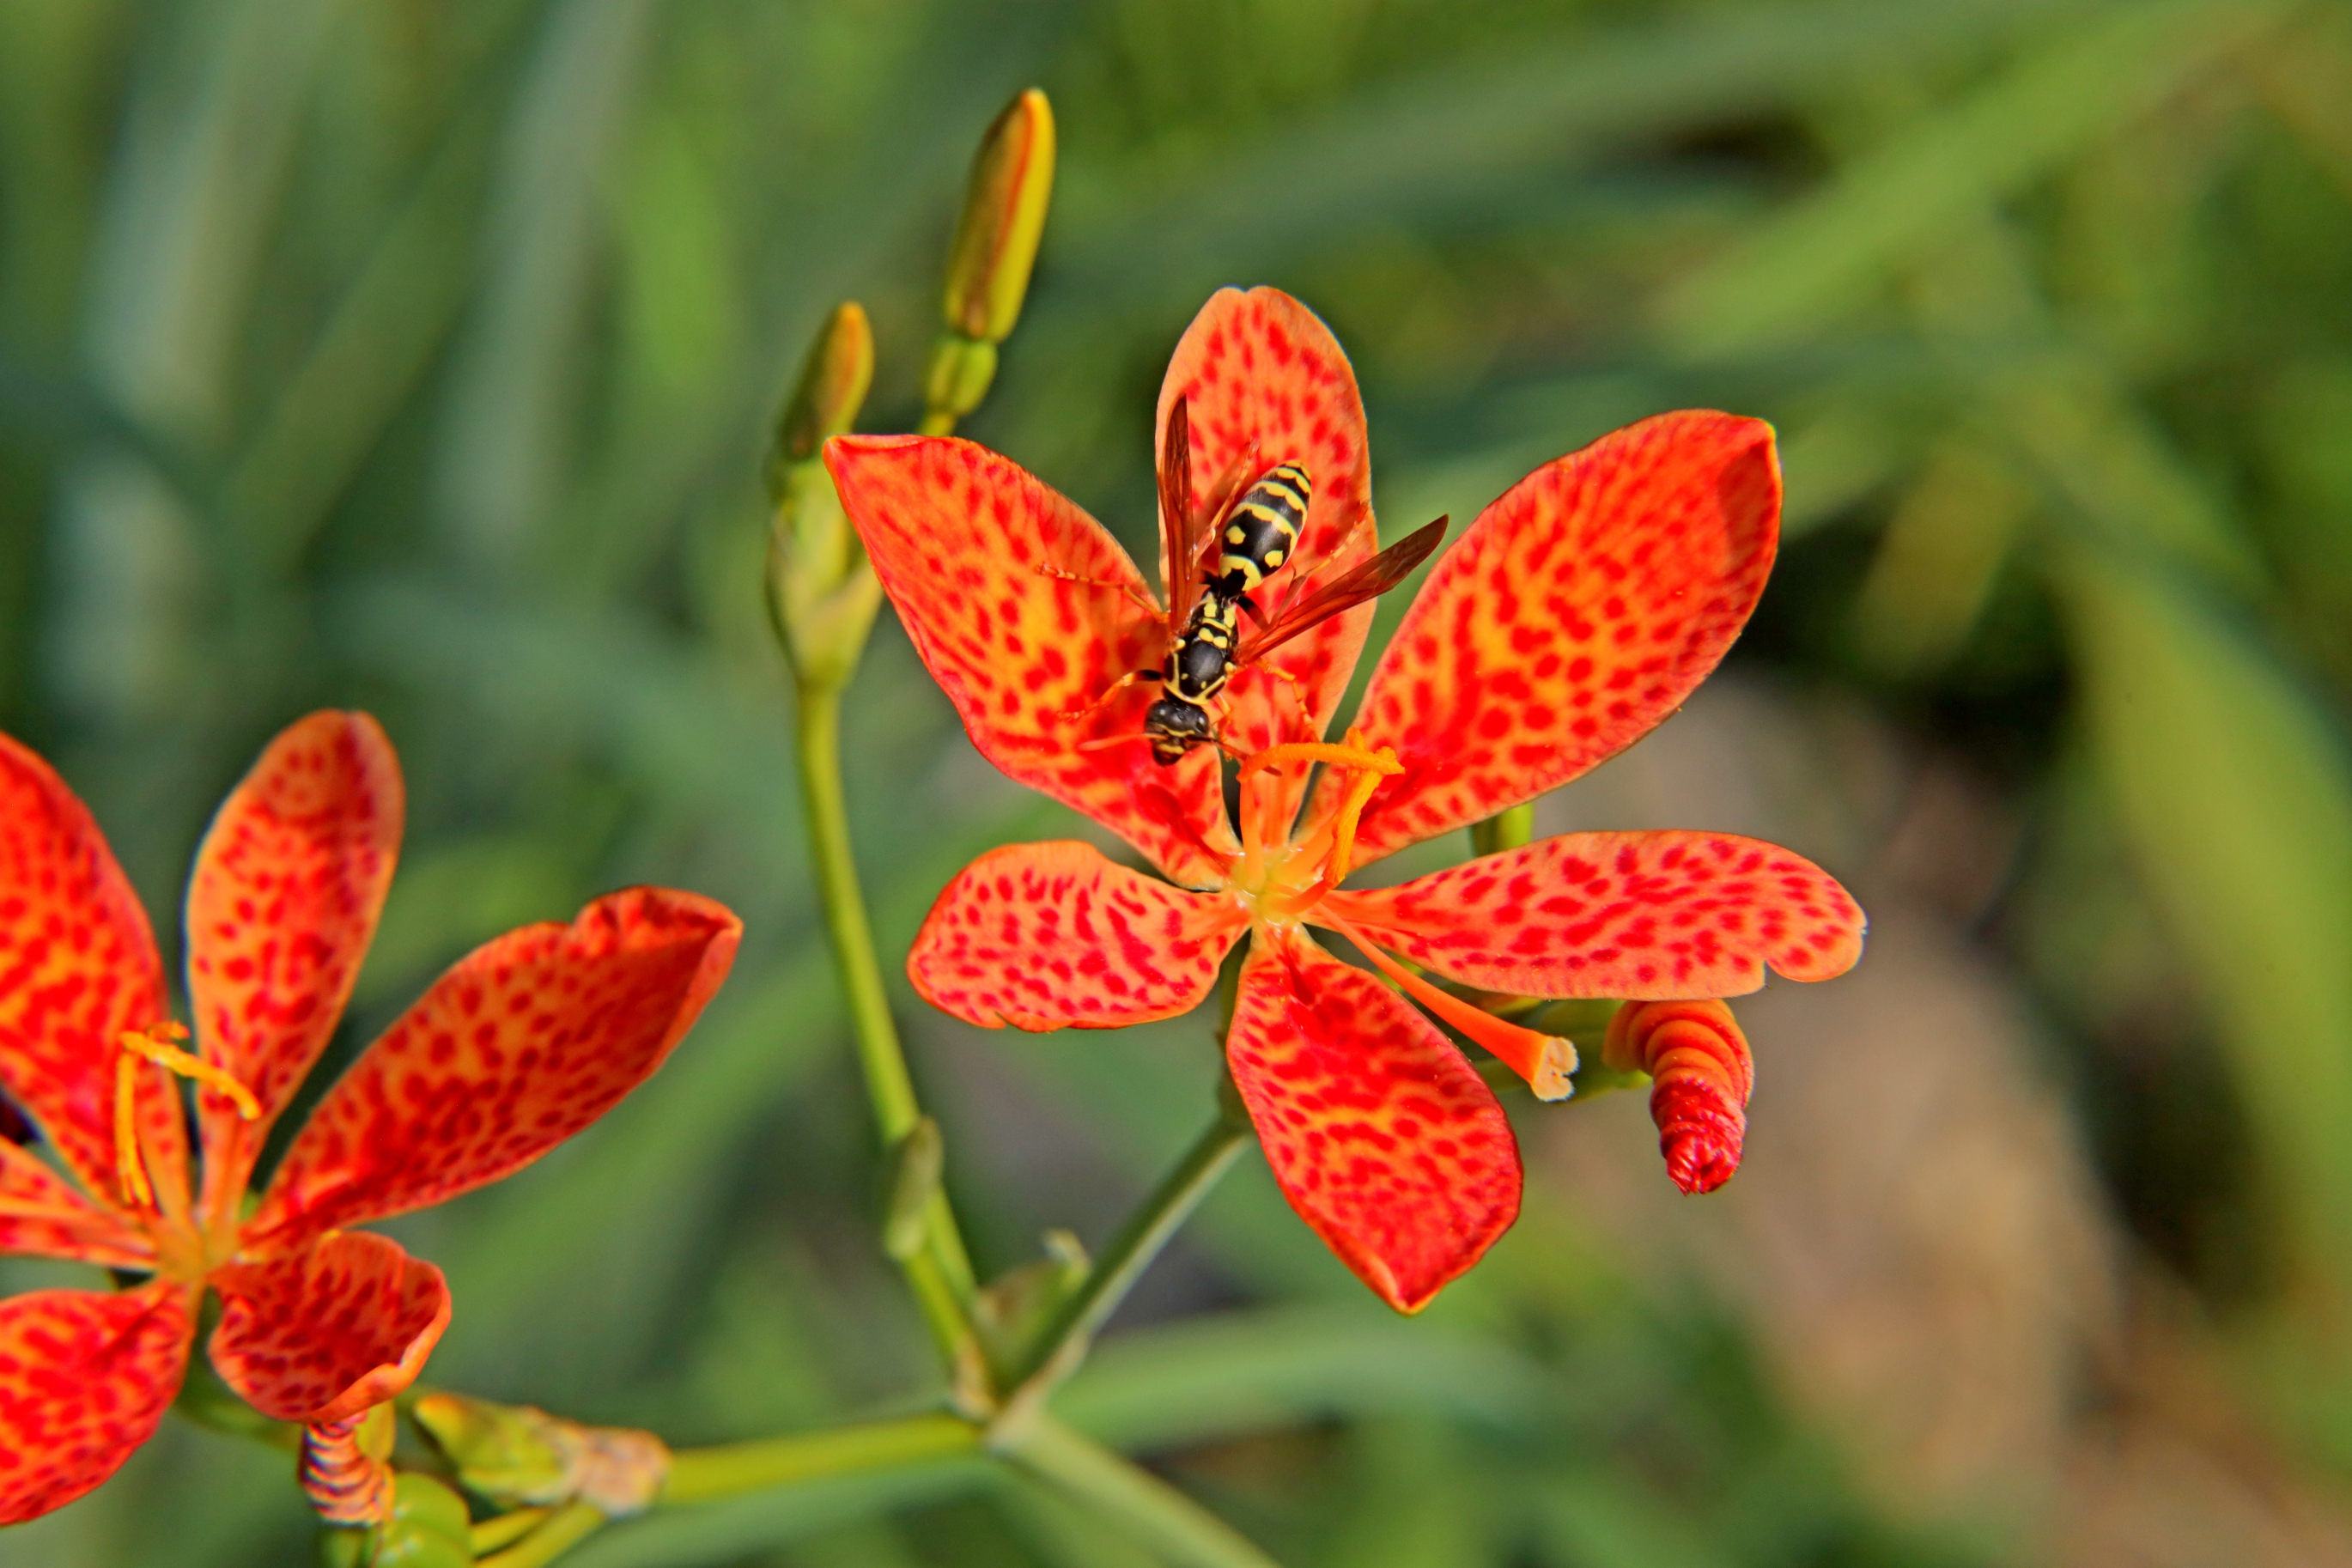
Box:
[1470, 802, 1535, 857]
[797, 682, 921, 1140]
[660, 1413, 982, 1505]
[1008, 1106, 1250, 1399]
[995, 1415, 1281, 1568]
[793, 680, 980, 1364]
[917, 409, 957, 436]
[477, 1501, 605, 1568]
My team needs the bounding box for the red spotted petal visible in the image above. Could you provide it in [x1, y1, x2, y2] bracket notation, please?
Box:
[1603, 999, 1753, 1194]
[1159, 288, 1376, 840]
[0, 1282, 192, 1524]
[0, 734, 188, 1212]
[827, 435, 1235, 888]
[1225, 926, 1519, 1313]
[0, 1143, 152, 1268]
[185, 712, 402, 1216]
[209, 1231, 449, 1424]
[244, 888, 739, 1244]
[1330, 411, 1780, 867]
[909, 841, 1245, 1030]
[1320, 831, 1863, 999]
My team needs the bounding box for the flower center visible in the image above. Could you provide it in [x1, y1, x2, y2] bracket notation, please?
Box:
[113, 1023, 258, 1212]
[1231, 728, 1400, 922]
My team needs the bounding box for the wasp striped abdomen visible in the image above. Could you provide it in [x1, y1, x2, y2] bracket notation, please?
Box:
[1212, 463, 1310, 599]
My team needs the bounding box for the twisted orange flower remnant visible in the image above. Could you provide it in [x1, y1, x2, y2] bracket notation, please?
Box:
[0, 713, 739, 1523]
[827, 287, 1864, 1311]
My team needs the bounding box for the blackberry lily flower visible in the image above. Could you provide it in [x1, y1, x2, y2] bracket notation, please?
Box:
[0, 713, 739, 1522]
[826, 288, 1863, 1311]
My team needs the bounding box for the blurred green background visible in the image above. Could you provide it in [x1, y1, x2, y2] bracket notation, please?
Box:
[5, 0, 2352, 1562]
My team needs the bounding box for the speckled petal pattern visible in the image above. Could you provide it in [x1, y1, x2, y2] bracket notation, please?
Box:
[828, 435, 1237, 888]
[0, 1283, 191, 1524]
[1330, 412, 1780, 867]
[1225, 927, 1520, 1313]
[909, 840, 1245, 1030]
[1321, 830, 1863, 998]
[0, 1142, 152, 1268]
[210, 1231, 449, 1424]
[185, 711, 403, 1212]
[0, 732, 187, 1211]
[245, 888, 739, 1243]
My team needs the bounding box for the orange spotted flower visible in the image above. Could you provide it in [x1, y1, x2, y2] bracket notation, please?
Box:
[826, 288, 1863, 1311]
[0, 712, 739, 1523]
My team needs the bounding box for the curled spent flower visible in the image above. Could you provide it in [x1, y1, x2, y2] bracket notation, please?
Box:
[831, 286, 1864, 1310]
[1604, 999, 1755, 1194]
[0, 713, 740, 1523]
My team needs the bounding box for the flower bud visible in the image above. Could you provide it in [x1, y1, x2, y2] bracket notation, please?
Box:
[766, 307, 884, 689]
[768, 303, 874, 499]
[1602, 999, 1753, 1194]
[884, 1115, 946, 1261]
[920, 337, 1000, 428]
[941, 89, 1055, 345]
[413, 1392, 669, 1517]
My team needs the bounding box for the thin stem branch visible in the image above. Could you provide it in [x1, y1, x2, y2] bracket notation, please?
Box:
[796, 682, 922, 1141]
[659, 1413, 982, 1506]
[995, 1414, 1281, 1568]
[1008, 1106, 1250, 1400]
[477, 1501, 604, 1568]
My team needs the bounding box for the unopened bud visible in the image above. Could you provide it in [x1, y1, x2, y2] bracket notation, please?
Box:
[884, 1116, 945, 1261]
[766, 303, 884, 688]
[941, 89, 1055, 345]
[1603, 999, 1753, 1194]
[769, 303, 874, 499]
[413, 1393, 668, 1518]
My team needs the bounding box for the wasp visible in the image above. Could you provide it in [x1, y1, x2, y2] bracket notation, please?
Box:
[1115, 397, 1445, 764]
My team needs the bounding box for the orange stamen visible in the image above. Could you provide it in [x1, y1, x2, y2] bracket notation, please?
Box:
[112, 1023, 259, 1209]
[1321, 911, 1577, 1100]
[1237, 726, 1401, 887]
[113, 1049, 151, 1209]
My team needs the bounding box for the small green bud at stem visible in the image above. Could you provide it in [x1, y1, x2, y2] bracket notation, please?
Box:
[941, 89, 1055, 345]
[769, 302, 874, 501]
[884, 1116, 946, 1261]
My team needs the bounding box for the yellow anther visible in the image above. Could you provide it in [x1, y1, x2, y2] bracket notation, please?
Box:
[118, 1026, 262, 1121]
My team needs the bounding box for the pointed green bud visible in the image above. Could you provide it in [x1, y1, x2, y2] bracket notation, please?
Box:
[765, 303, 884, 690]
[768, 302, 874, 499]
[941, 89, 1055, 345]
[412, 1394, 666, 1518]
[413, 1393, 568, 1504]
[884, 1116, 945, 1261]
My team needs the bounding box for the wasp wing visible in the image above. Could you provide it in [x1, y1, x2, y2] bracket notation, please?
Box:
[1158, 397, 1205, 637]
[1237, 516, 1448, 664]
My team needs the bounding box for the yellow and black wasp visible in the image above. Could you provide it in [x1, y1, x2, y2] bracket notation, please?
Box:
[1127, 397, 1446, 764]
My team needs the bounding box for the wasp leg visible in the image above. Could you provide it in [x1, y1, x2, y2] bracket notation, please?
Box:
[1053, 667, 1159, 726]
[1032, 564, 1163, 618]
